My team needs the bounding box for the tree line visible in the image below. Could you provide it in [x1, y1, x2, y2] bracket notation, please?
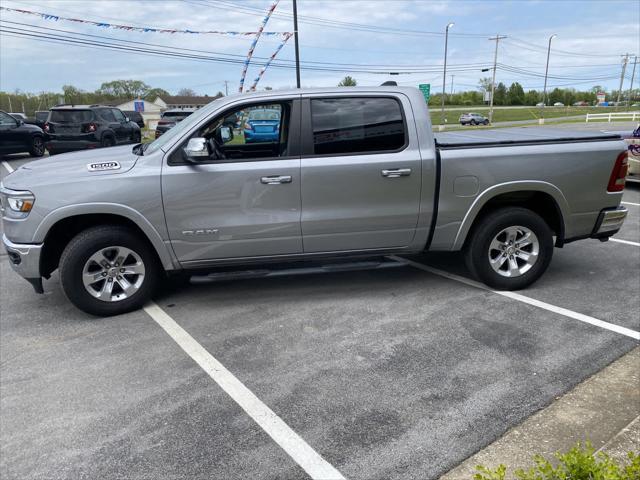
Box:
[0, 80, 223, 116]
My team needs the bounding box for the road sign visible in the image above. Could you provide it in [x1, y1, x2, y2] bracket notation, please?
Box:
[419, 84, 430, 102]
[134, 100, 145, 112]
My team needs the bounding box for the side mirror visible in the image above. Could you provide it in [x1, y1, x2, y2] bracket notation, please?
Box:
[124, 117, 130, 123]
[182, 137, 210, 163]
[220, 126, 232, 143]
[16, 119, 24, 127]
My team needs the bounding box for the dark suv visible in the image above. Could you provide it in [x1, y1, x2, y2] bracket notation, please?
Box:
[155, 109, 195, 138]
[44, 105, 141, 154]
[123, 110, 145, 129]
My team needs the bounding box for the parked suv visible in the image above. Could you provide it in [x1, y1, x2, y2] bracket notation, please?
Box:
[155, 109, 195, 138]
[44, 105, 141, 155]
[459, 112, 489, 125]
[0, 110, 46, 157]
[123, 110, 145, 129]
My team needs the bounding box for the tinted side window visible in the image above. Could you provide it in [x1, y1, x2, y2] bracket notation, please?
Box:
[112, 109, 126, 122]
[310, 97, 405, 155]
[99, 109, 116, 122]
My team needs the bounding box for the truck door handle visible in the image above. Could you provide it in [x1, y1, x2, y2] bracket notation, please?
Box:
[261, 175, 292, 185]
[381, 168, 411, 178]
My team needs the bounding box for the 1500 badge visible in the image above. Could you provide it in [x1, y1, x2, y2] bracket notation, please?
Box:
[87, 161, 121, 172]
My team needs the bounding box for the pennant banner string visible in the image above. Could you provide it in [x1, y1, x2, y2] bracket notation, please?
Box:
[238, 0, 280, 93]
[249, 33, 293, 91]
[0, 6, 291, 37]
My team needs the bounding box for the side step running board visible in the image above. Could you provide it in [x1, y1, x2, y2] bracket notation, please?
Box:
[189, 259, 406, 284]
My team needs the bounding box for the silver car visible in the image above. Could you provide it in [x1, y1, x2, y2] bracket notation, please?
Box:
[459, 112, 489, 126]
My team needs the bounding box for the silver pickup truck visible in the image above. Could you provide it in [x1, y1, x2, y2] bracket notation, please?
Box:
[1, 87, 629, 316]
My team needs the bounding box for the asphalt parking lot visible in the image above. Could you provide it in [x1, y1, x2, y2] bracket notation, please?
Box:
[1, 152, 639, 479]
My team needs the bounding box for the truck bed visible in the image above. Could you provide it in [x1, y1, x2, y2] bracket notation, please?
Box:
[435, 127, 621, 149]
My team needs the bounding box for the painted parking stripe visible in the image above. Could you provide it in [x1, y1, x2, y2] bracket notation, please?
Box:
[610, 238, 640, 247]
[389, 256, 640, 341]
[143, 302, 345, 480]
[2, 161, 14, 173]
[621, 201, 640, 206]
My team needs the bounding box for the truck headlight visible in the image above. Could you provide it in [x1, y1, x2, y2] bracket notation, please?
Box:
[0, 188, 35, 219]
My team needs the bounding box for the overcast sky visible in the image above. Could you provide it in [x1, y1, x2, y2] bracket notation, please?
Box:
[0, 0, 638, 95]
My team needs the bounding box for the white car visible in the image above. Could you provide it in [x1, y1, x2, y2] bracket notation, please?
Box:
[553, 102, 564, 107]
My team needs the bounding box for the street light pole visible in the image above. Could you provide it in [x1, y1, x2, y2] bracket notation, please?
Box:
[440, 22, 454, 130]
[540, 34, 556, 125]
[488, 34, 507, 124]
[292, 0, 301, 88]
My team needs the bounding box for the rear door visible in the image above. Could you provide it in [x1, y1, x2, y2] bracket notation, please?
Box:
[161, 98, 303, 264]
[300, 94, 422, 252]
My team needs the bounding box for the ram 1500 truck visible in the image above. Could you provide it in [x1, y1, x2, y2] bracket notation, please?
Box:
[1, 87, 629, 316]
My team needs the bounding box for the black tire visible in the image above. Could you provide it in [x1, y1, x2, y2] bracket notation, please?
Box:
[101, 135, 116, 148]
[483, 120, 489, 125]
[464, 207, 554, 290]
[59, 225, 160, 316]
[29, 135, 45, 157]
[470, 120, 477, 125]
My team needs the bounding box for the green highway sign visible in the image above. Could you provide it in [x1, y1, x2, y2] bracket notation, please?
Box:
[419, 84, 430, 102]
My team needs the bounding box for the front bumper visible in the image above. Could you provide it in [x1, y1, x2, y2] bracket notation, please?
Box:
[592, 206, 628, 239]
[2, 234, 44, 293]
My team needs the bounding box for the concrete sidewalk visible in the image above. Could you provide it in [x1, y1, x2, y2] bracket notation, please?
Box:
[441, 347, 640, 478]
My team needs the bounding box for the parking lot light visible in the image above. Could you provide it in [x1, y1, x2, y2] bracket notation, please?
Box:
[440, 22, 454, 131]
[540, 34, 557, 125]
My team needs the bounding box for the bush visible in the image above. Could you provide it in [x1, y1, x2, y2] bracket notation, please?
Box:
[474, 442, 640, 480]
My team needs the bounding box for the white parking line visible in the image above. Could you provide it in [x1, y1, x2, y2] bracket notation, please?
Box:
[610, 238, 640, 247]
[390, 256, 640, 341]
[2, 161, 15, 173]
[621, 201, 640, 206]
[143, 302, 346, 480]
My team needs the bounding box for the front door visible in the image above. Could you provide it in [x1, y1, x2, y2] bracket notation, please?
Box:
[300, 95, 422, 252]
[162, 98, 303, 264]
[0, 112, 22, 154]
[111, 109, 131, 143]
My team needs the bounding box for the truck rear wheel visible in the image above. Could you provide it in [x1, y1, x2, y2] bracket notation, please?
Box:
[464, 207, 554, 290]
[59, 225, 159, 316]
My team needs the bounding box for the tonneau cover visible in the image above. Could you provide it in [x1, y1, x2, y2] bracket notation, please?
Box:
[435, 127, 621, 148]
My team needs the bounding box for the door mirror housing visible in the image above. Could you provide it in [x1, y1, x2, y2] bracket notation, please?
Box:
[15, 119, 23, 127]
[220, 126, 232, 143]
[182, 137, 210, 163]
[124, 116, 130, 123]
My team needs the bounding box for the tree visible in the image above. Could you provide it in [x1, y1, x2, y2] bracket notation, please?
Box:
[478, 77, 493, 93]
[507, 82, 525, 105]
[144, 87, 170, 101]
[98, 80, 151, 98]
[177, 88, 197, 96]
[338, 76, 357, 87]
[494, 82, 507, 105]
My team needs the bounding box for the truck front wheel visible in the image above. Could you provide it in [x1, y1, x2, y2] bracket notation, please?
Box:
[59, 225, 159, 316]
[464, 207, 554, 290]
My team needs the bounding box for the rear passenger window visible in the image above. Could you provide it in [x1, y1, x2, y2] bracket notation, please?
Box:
[310, 97, 406, 155]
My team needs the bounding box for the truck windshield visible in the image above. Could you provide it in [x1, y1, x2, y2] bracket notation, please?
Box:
[144, 100, 223, 155]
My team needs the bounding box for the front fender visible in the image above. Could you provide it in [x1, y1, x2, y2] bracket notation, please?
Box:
[33, 203, 178, 270]
[452, 180, 570, 250]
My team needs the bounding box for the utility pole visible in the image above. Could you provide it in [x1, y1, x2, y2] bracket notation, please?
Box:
[440, 22, 454, 130]
[450, 74, 455, 95]
[488, 34, 507, 124]
[292, 0, 301, 88]
[224, 80, 229, 96]
[627, 56, 637, 106]
[540, 34, 556, 125]
[617, 54, 629, 104]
